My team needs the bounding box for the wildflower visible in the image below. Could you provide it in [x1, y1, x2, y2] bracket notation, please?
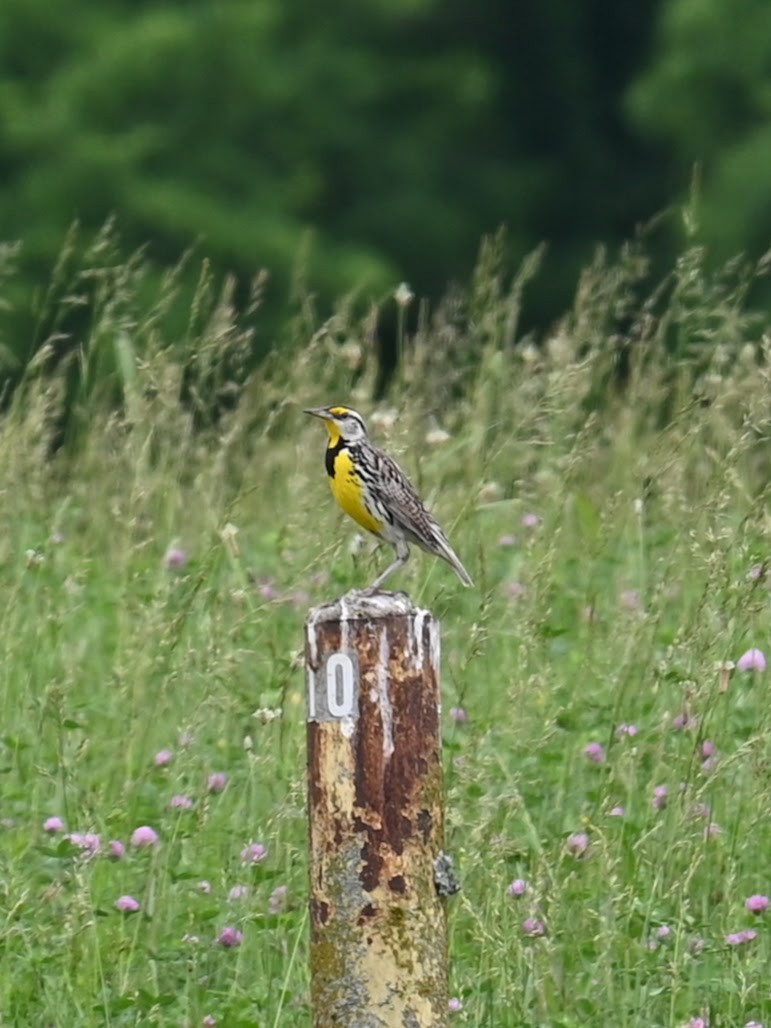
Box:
[690, 802, 711, 820]
[197, 881, 213, 894]
[340, 339, 363, 371]
[746, 894, 770, 914]
[178, 730, 195, 747]
[688, 1019, 708, 1028]
[521, 343, 540, 364]
[448, 998, 463, 1012]
[257, 578, 280, 600]
[67, 832, 101, 857]
[615, 723, 638, 738]
[498, 534, 517, 547]
[228, 885, 251, 902]
[218, 926, 244, 948]
[673, 712, 698, 731]
[584, 742, 606, 764]
[371, 408, 398, 434]
[154, 749, 174, 768]
[131, 825, 159, 848]
[704, 823, 722, 840]
[287, 588, 310, 611]
[701, 743, 719, 772]
[449, 707, 469, 724]
[657, 924, 671, 941]
[619, 589, 641, 611]
[737, 648, 766, 672]
[689, 936, 705, 955]
[107, 839, 126, 860]
[207, 772, 228, 794]
[566, 832, 590, 858]
[522, 917, 546, 937]
[183, 933, 200, 945]
[252, 707, 282, 724]
[220, 522, 240, 556]
[394, 282, 414, 308]
[115, 895, 140, 913]
[203, 1018, 218, 1027]
[25, 549, 45, 568]
[652, 785, 668, 810]
[269, 885, 288, 914]
[521, 513, 540, 529]
[347, 533, 367, 559]
[425, 426, 451, 447]
[44, 816, 65, 833]
[505, 580, 526, 601]
[608, 805, 625, 817]
[726, 929, 757, 946]
[507, 878, 528, 897]
[748, 563, 766, 581]
[170, 794, 194, 811]
[164, 545, 188, 570]
[240, 842, 267, 864]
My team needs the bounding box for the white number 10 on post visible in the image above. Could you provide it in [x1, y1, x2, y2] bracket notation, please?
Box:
[308, 652, 359, 722]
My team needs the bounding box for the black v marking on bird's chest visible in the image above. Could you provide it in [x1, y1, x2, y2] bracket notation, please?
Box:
[325, 438, 346, 478]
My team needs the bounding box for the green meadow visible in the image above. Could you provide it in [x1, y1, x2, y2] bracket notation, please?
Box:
[1, 235, 770, 1027]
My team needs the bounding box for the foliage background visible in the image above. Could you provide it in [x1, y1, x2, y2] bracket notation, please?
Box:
[1, 0, 769, 378]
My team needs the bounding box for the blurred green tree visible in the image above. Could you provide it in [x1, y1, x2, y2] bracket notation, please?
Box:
[0, 0, 668, 377]
[628, 0, 771, 258]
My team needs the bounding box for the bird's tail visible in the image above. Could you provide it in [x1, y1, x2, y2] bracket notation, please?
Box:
[433, 533, 474, 587]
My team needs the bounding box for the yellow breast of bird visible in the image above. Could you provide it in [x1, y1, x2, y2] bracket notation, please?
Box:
[328, 446, 384, 536]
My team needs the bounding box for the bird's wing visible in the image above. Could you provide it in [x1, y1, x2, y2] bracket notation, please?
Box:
[373, 449, 445, 547]
[373, 447, 474, 587]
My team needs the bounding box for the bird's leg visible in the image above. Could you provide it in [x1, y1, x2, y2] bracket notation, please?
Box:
[370, 540, 410, 590]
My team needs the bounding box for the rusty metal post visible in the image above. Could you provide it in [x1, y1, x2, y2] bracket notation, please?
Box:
[305, 591, 449, 1028]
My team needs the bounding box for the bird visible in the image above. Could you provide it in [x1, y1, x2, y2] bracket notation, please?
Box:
[304, 404, 473, 590]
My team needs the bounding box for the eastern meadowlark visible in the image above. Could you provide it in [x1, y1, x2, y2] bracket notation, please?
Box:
[304, 404, 473, 589]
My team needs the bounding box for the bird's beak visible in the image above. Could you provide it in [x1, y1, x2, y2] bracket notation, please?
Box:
[303, 407, 329, 419]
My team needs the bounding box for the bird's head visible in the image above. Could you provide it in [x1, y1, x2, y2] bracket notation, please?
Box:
[304, 405, 369, 445]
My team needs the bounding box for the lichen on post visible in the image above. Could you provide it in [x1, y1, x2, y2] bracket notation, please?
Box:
[305, 591, 448, 1027]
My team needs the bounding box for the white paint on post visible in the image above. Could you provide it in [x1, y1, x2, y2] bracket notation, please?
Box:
[430, 616, 442, 715]
[305, 617, 319, 668]
[307, 667, 316, 719]
[412, 607, 427, 669]
[377, 627, 394, 760]
[339, 593, 351, 656]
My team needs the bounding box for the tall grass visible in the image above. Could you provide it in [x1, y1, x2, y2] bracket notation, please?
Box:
[0, 231, 770, 1026]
